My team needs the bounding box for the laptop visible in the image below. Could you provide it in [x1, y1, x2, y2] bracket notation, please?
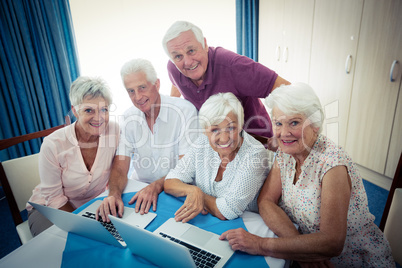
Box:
[29, 200, 156, 248]
[110, 216, 234, 268]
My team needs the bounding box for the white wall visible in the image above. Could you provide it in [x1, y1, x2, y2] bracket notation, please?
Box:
[69, 0, 236, 117]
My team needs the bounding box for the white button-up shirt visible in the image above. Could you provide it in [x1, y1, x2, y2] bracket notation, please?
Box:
[117, 95, 199, 184]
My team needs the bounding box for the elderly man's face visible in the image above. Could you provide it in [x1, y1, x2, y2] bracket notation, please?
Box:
[166, 30, 209, 87]
[205, 112, 242, 160]
[124, 72, 161, 117]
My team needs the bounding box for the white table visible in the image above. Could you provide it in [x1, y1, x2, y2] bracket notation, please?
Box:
[0, 180, 289, 268]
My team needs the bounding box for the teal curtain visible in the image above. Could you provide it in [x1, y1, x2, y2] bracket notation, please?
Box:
[236, 0, 259, 61]
[0, 0, 80, 161]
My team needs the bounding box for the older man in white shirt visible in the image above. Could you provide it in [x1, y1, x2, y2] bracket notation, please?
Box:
[97, 58, 199, 221]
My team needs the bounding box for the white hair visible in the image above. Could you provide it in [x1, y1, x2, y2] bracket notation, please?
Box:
[199, 92, 244, 129]
[120, 58, 158, 84]
[264, 83, 324, 133]
[69, 76, 112, 108]
[162, 21, 205, 58]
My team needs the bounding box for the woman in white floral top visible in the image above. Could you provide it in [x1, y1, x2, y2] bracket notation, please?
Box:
[220, 83, 394, 267]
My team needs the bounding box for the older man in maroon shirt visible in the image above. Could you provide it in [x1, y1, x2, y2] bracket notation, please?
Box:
[162, 21, 290, 148]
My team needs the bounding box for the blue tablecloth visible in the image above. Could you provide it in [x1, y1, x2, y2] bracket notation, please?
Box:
[61, 192, 268, 267]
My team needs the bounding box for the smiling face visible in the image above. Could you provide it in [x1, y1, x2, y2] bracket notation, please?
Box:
[124, 71, 161, 117]
[272, 107, 319, 161]
[166, 30, 209, 86]
[73, 95, 109, 141]
[205, 112, 243, 161]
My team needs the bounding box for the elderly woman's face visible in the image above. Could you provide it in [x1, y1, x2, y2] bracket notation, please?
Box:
[205, 112, 242, 159]
[74, 96, 109, 138]
[272, 107, 318, 157]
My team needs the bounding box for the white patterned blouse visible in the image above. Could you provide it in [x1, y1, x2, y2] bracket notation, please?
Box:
[165, 131, 270, 220]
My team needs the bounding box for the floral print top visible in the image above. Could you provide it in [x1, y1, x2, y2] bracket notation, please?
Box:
[276, 134, 394, 267]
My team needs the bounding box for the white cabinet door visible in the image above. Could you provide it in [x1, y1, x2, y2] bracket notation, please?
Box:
[259, 0, 314, 83]
[345, 0, 402, 174]
[281, 0, 314, 83]
[309, 0, 363, 147]
[259, 0, 284, 73]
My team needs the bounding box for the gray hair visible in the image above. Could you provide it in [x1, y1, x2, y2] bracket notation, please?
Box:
[162, 21, 205, 58]
[264, 83, 324, 133]
[69, 76, 112, 108]
[199, 92, 244, 129]
[120, 58, 158, 84]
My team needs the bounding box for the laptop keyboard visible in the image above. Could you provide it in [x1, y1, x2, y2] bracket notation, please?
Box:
[82, 212, 124, 242]
[159, 232, 221, 268]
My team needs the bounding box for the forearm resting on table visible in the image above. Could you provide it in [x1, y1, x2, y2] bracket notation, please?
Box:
[164, 179, 226, 220]
[203, 194, 226, 221]
[259, 200, 300, 238]
[257, 202, 344, 261]
[259, 231, 344, 262]
[164, 178, 195, 197]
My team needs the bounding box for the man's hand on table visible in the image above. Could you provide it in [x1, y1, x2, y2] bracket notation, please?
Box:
[129, 179, 164, 215]
[96, 195, 124, 222]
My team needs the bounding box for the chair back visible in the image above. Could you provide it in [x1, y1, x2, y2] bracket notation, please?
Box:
[1, 154, 40, 213]
[384, 188, 402, 265]
[380, 153, 402, 232]
[0, 116, 70, 227]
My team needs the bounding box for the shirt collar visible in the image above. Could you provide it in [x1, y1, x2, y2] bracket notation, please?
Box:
[158, 95, 169, 123]
[204, 47, 214, 82]
[197, 47, 214, 89]
[68, 122, 79, 146]
[138, 94, 168, 124]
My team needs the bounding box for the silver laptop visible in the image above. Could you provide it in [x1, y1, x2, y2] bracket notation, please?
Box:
[110, 216, 234, 268]
[29, 200, 156, 248]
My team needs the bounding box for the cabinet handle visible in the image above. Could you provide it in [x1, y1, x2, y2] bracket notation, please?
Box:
[275, 46, 281, 61]
[283, 47, 289, 63]
[345, 55, 352, 74]
[390, 60, 399, 82]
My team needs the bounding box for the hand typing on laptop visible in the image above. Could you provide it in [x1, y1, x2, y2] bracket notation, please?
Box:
[96, 195, 124, 222]
[128, 179, 164, 214]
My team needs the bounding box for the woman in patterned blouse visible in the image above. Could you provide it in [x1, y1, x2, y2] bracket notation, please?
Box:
[164, 92, 270, 223]
[220, 83, 394, 267]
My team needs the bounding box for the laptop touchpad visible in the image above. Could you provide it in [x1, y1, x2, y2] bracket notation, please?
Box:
[181, 227, 213, 247]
